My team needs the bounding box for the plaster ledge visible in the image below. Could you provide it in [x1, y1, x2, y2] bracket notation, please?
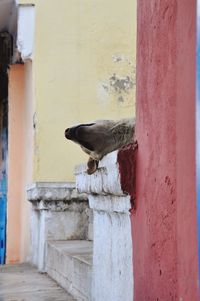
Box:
[27, 182, 88, 211]
[75, 151, 126, 196]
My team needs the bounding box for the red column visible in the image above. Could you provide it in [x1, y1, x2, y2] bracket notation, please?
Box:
[132, 1, 199, 300]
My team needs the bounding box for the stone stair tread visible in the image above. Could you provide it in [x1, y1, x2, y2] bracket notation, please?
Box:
[48, 240, 93, 265]
[47, 240, 93, 300]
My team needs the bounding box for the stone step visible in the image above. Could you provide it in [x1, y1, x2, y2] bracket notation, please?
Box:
[46, 240, 93, 301]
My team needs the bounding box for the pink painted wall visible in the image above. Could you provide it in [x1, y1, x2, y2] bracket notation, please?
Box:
[7, 64, 25, 263]
[20, 61, 34, 261]
[7, 63, 34, 263]
[132, 0, 199, 300]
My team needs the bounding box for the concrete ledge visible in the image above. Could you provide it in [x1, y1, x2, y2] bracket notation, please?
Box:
[27, 182, 88, 211]
[75, 152, 126, 196]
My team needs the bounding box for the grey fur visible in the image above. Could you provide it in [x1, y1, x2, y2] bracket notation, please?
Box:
[65, 118, 135, 174]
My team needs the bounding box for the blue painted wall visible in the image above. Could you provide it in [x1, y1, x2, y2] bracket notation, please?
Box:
[0, 118, 8, 264]
[0, 102, 8, 264]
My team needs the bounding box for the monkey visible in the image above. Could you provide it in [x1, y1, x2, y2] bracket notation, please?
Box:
[65, 118, 136, 174]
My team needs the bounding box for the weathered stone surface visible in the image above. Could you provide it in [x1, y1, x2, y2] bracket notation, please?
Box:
[91, 195, 133, 301]
[30, 198, 89, 212]
[27, 182, 88, 204]
[28, 182, 91, 272]
[46, 240, 92, 301]
[89, 194, 131, 213]
[75, 151, 126, 196]
[75, 152, 134, 301]
[30, 209, 91, 271]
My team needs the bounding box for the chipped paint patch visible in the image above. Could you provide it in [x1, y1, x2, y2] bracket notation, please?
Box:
[112, 54, 126, 62]
[97, 55, 136, 106]
[98, 73, 135, 105]
[118, 96, 124, 103]
[112, 54, 135, 67]
[109, 74, 134, 93]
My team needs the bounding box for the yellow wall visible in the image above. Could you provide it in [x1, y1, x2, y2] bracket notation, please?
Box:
[21, 0, 137, 182]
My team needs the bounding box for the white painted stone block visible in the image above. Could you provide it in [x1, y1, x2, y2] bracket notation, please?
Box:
[91, 195, 133, 301]
[75, 152, 134, 301]
[75, 151, 125, 196]
[89, 194, 131, 213]
[27, 182, 90, 272]
[46, 240, 92, 301]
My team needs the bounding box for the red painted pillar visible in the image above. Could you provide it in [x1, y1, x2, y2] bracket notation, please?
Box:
[132, 1, 199, 300]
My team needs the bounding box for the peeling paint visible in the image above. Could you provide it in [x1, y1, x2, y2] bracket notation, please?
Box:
[109, 74, 134, 93]
[102, 83, 109, 92]
[112, 54, 125, 62]
[112, 54, 135, 66]
[98, 70, 135, 106]
[97, 54, 136, 106]
[118, 96, 124, 103]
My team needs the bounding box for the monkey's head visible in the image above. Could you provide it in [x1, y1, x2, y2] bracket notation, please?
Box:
[65, 122, 100, 174]
[65, 123, 96, 153]
[64, 118, 135, 174]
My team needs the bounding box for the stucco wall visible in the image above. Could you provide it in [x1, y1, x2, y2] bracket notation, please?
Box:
[7, 64, 25, 263]
[20, 61, 34, 261]
[7, 62, 34, 263]
[28, 0, 136, 182]
[133, 1, 198, 300]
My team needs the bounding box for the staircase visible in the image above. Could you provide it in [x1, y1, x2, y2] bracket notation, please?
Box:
[27, 151, 134, 301]
[47, 240, 92, 301]
[27, 182, 93, 300]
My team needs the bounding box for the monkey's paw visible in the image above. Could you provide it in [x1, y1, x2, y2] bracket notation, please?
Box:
[87, 158, 99, 175]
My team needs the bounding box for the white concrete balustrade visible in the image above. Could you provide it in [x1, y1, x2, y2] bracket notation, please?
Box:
[27, 182, 91, 272]
[28, 151, 134, 301]
[75, 151, 134, 301]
